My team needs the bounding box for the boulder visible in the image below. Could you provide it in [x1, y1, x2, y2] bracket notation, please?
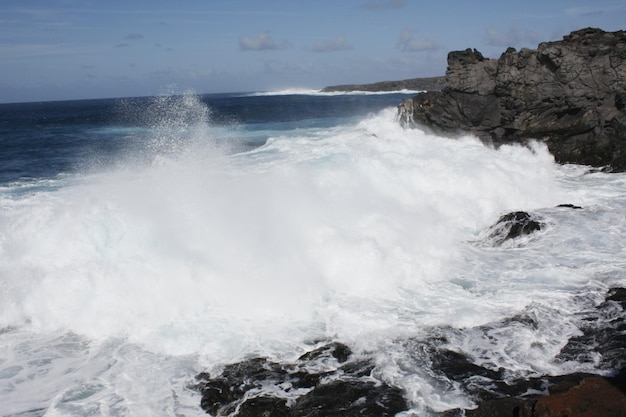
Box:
[399, 28, 626, 171]
[484, 211, 543, 246]
[534, 375, 626, 417]
[465, 373, 626, 417]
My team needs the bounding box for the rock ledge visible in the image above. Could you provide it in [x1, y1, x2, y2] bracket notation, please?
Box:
[399, 27, 626, 171]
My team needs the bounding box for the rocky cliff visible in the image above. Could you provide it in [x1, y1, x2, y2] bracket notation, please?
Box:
[398, 28, 626, 171]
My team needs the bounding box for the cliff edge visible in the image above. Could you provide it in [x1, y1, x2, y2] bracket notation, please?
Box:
[398, 27, 626, 171]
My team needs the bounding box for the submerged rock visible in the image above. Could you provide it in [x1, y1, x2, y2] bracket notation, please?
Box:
[398, 28, 626, 171]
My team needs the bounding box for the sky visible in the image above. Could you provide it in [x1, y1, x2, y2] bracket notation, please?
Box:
[1, 0, 625, 103]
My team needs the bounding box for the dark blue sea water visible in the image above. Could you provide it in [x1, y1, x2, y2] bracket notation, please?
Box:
[0, 91, 625, 416]
[0, 92, 411, 185]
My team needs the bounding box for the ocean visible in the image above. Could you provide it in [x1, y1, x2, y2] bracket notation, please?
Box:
[0, 91, 625, 416]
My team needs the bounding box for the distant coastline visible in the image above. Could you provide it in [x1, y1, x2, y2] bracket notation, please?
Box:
[320, 76, 445, 93]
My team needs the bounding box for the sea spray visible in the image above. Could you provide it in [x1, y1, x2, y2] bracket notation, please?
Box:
[1, 105, 566, 350]
[1, 93, 624, 416]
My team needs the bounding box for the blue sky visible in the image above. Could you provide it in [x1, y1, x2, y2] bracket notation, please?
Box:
[1, 0, 625, 103]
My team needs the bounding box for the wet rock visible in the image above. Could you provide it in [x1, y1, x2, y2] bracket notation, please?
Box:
[297, 341, 352, 363]
[558, 287, 626, 371]
[535, 374, 626, 417]
[289, 380, 406, 417]
[237, 396, 290, 417]
[193, 342, 408, 417]
[465, 397, 534, 417]
[399, 28, 626, 171]
[465, 373, 626, 417]
[485, 211, 543, 245]
[458, 288, 626, 417]
[556, 203, 583, 209]
[430, 348, 503, 382]
[195, 289, 626, 417]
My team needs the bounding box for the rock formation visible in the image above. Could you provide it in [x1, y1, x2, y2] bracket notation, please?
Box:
[484, 211, 543, 246]
[398, 28, 626, 171]
[193, 342, 407, 417]
[194, 287, 626, 416]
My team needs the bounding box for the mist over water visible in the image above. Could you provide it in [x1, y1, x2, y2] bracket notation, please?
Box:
[1, 94, 625, 416]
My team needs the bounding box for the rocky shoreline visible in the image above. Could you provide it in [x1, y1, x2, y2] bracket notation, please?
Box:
[193, 28, 626, 417]
[398, 28, 626, 172]
[193, 211, 625, 416]
[193, 283, 626, 416]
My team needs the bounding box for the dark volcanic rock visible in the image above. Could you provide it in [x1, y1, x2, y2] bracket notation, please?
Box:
[398, 28, 626, 171]
[289, 380, 406, 417]
[458, 288, 626, 417]
[465, 372, 626, 417]
[236, 396, 290, 417]
[484, 211, 543, 245]
[193, 342, 408, 417]
[557, 287, 626, 371]
[535, 375, 626, 417]
[194, 289, 626, 417]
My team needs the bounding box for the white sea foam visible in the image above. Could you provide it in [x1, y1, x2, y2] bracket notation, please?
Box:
[1, 101, 625, 416]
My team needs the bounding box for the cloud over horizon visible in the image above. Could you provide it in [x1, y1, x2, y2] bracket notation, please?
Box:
[396, 28, 441, 52]
[311, 35, 353, 52]
[239, 31, 291, 51]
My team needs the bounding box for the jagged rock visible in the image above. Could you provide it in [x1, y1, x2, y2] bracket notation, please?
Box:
[193, 342, 408, 417]
[398, 28, 626, 171]
[456, 288, 626, 417]
[484, 211, 543, 245]
[237, 396, 290, 417]
[289, 380, 406, 417]
[297, 341, 352, 363]
[465, 372, 626, 417]
[194, 289, 626, 417]
[557, 287, 626, 370]
[535, 375, 626, 417]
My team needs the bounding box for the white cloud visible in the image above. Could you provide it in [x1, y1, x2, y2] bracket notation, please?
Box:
[239, 30, 290, 51]
[311, 35, 353, 52]
[396, 28, 441, 52]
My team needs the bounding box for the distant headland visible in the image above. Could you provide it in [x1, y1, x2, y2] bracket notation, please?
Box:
[321, 76, 445, 93]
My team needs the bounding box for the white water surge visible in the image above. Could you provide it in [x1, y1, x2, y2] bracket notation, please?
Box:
[1, 102, 625, 416]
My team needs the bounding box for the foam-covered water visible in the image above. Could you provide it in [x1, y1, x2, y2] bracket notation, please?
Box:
[1, 94, 625, 416]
